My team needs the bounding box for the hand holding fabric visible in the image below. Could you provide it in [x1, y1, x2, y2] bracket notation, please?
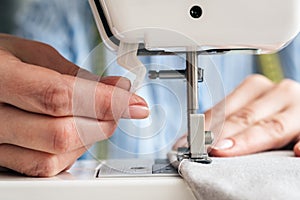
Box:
[174, 75, 300, 157]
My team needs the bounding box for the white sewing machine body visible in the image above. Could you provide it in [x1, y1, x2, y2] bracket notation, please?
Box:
[0, 161, 196, 200]
[91, 0, 300, 53]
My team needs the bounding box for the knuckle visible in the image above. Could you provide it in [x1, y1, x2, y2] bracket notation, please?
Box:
[278, 79, 300, 95]
[25, 154, 59, 177]
[43, 82, 71, 116]
[97, 84, 113, 119]
[228, 108, 255, 127]
[258, 118, 285, 146]
[245, 74, 273, 86]
[51, 119, 74, 154]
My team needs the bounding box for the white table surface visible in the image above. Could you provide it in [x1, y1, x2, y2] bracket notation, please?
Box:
[0, 160, 196, 200]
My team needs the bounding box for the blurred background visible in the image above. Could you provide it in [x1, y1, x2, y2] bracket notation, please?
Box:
[0, 0, 17, 33]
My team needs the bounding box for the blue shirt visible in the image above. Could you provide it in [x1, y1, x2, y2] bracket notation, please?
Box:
[14, 0, 300, 159]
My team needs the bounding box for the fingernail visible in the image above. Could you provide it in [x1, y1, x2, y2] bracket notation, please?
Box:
[127, 105, 150, 119]
[296, 145, 300, 155]
[130, 95, 148, 107]
[213, 139, 234, 150]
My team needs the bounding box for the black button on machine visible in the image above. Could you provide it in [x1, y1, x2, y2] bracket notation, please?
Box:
[190, 5, 202, 19]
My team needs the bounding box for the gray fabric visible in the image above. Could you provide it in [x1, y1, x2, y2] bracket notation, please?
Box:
[170, 151, 300, 200]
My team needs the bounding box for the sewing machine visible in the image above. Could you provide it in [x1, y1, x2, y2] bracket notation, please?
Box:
[1, 0, 300, 199]
[89, 0, 300, 164]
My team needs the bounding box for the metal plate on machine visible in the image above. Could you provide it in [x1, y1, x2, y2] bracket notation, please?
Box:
[96, 159, 178, 178]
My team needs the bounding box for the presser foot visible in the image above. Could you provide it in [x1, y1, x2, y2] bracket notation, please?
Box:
[177, 147, 212, 164]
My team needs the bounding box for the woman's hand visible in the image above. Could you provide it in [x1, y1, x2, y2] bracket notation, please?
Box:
[174, 75, 300, 157]
[0, 34, 149, 176]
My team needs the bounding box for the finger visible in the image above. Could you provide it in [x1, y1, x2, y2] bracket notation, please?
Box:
[211, 107, 300, 157]
[69, 75, 149, 120]
[294, 142, 300, 157]
[172, 134, 188, 150]
[0, 34, 80, 76]
[0, 60, 149, 120]
[205, 75, 274, 130]
[0, 104, 116, 154]
[0, 144, 87, 177]
[100, 76, 131, 91]
[77, 70, 131, 91]
[221, 80, 293, 138]
[0, 35, 131, 90]
[0, 35, 133, 90]
[78, 72, 132, 91]
[79, 72, 132, 91]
